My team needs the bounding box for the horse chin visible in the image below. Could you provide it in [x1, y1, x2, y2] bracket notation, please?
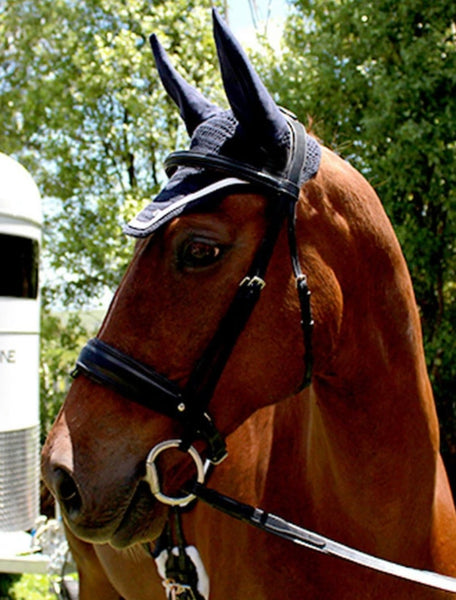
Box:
[62, 481, 168, 550]
[109, 483, 169, 549]
[108, 456, 198, 549]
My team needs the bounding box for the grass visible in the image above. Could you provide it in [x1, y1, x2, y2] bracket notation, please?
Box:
[1, 574, 55, 600]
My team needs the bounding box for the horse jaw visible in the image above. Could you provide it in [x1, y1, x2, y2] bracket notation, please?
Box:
[42, 192, 308, 546]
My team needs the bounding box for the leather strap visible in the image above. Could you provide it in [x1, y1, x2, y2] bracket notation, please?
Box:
[74, 338, 185, 419]
[188, 483, 456, 594]
[179, 199, 289, 457]
[165, 152, 300, 202]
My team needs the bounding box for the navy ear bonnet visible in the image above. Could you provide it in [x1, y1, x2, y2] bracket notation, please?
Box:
[124, 10, 321, 238]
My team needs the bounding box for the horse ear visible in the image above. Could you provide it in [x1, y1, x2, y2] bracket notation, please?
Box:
[212, 9, 289, 153]
[150, 34, 221, 136]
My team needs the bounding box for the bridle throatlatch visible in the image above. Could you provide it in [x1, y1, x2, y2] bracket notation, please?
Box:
[72, 113, 314, 468]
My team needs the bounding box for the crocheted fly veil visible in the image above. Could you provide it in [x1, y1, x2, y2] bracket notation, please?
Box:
[124, 9, 321, 238]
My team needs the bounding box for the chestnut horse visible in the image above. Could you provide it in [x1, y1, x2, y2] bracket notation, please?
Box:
[43, 10, 456, 600]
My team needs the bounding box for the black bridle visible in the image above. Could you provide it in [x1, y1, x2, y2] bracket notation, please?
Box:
[72, 113, 313, 465]
[68, 114, 456, 598]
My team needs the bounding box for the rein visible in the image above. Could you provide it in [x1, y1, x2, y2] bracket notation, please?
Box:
[140, 441, 456, 595]
[183, 481, 456, 594]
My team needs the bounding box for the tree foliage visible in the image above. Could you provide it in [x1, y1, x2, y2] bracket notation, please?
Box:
[1, 0, 225, 308]
[0, 0, 225, 433]
[271, 0, 456, 457]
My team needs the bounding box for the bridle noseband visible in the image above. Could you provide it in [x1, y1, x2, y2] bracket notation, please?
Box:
[72, 113, 313, 466]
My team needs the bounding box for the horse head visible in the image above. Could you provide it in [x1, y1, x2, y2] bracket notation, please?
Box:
[42, 9, 321, 546]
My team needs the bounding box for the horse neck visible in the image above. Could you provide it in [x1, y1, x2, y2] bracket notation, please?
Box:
[253, 337, 440, 561]
[281, 151, 443, 551]
[209, 151, 442, 554]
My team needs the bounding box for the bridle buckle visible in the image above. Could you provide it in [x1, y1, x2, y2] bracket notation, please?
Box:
[239, 275, 266, 290]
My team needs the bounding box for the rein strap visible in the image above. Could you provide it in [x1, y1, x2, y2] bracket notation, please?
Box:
[188, 482, 456, 594]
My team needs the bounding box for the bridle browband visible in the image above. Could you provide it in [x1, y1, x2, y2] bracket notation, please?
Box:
[72, 113, 313, 465]
[164, 151, 301, 200]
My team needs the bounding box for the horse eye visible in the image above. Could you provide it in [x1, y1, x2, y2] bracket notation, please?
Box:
[179, 239, 223, 270]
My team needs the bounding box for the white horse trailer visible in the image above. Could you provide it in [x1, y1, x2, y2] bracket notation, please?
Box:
[0, 155, 77, 599]
[0, 152, 46, 573]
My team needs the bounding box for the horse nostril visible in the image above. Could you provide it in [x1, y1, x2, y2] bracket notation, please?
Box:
[53, 468, 82, 517]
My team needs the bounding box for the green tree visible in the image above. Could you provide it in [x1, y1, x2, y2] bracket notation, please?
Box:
[1, 0, 225, 308]
[273, 0, 456, 463]
[0, 0, 225, 439]
[39, 312, 90, 444]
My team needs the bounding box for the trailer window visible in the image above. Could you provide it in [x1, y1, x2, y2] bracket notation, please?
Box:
[0, 234, 39, 299]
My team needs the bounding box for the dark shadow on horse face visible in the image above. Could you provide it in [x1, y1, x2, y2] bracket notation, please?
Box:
[42, 192, 308, 547]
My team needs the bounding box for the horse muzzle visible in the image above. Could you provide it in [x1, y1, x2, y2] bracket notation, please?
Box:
[45, 458, 168, 546]
[42, 429, 206, 546]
